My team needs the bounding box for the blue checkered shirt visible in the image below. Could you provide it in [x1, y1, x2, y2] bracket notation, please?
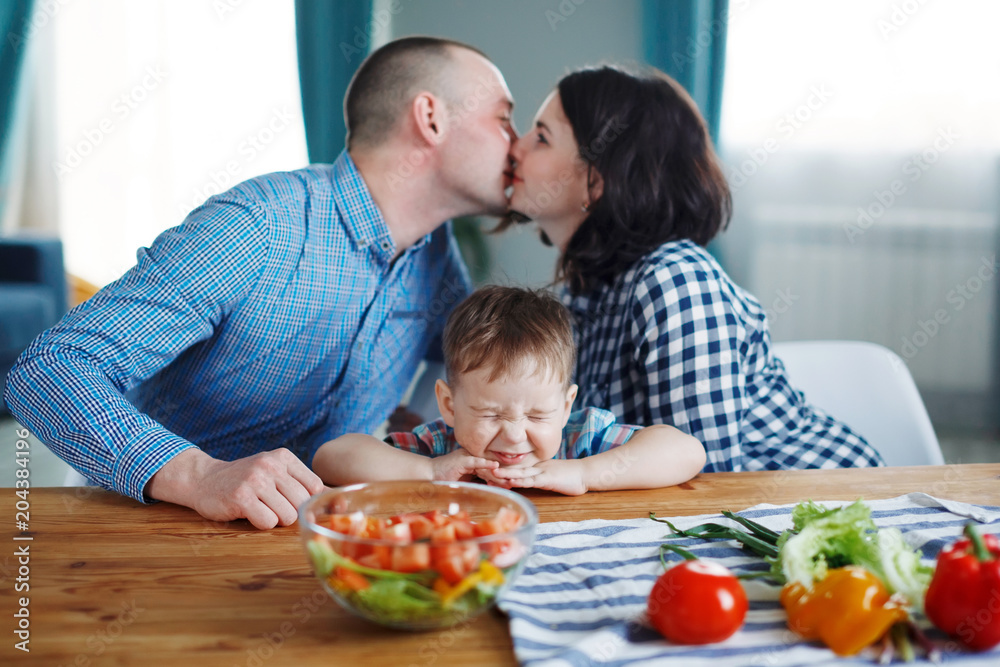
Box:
[386, 407, 640, 459]
[4, 151, 472, 502]
[564, 240, 884, 472]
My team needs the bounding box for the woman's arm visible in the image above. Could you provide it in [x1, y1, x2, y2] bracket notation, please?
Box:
[312, 434, 499, 486]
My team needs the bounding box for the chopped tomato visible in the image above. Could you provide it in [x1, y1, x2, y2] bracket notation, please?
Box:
[382, 522, 412, 543]
[391, 543, 431, 573]
[402, 514, 435, 540]
[452, 520, 476, 540]
[361, 516, 387, 539]
[356, 553, 382, 570]
[436, 554, 469, 585]
[495, 506, 523, 531]
[373, 545, 393, 570]
[320, 506, 523, 578]
[423, 510, 451, 528]
[473, 518, 504, 537]
[431, 523, 457, 544]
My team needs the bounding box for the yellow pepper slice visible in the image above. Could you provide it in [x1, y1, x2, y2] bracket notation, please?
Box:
[440, 571, 483, 607]
[479, 560, 505, 586]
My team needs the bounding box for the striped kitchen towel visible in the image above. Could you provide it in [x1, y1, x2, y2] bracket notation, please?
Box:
[497, 493, 1000, 666]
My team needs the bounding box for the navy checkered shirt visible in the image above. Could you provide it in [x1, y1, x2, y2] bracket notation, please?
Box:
[4, 151, 472, 502]
[564, 239, 884, 472]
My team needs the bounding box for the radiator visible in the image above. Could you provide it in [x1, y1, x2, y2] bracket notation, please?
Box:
[746, 205, 998, 394]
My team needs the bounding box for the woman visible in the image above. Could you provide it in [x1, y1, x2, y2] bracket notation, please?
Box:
[501, 66, 884, 471]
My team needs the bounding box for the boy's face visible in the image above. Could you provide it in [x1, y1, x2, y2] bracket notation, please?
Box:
[435, 362, 578, 468]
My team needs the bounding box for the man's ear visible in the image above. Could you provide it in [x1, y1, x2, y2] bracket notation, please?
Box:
[435, 378, 457, 427]
[412, 93, 447, 146]
[562, 383, 579, 427]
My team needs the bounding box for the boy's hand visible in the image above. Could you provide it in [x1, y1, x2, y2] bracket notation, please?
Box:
[487, 459, 588, 496]
[430, 448, 499, 482]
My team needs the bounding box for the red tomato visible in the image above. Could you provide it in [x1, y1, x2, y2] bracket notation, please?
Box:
[647, 560, 748, 644]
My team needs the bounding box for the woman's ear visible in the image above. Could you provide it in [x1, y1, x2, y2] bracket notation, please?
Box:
[435, 378, 457, 427]
[587, 169, 604, 204]
[412, 93, 447, 146]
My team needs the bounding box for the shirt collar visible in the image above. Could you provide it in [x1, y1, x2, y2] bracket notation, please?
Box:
[330, 150, 432, 258]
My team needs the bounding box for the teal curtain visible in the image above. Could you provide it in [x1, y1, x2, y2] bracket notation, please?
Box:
[642, 0, 729, 145]
[1, 1, 33, 217]
[294, 0, 373, 164]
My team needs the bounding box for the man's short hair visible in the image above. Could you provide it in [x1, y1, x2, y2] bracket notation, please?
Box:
[344, 36, 488, 150]
[443, 286, 576, 389]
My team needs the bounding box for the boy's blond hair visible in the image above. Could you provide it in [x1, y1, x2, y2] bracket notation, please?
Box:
[442, 286, 575, 389]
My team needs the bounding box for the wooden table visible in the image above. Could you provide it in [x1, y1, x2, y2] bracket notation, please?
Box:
[4, 464, 999, 666]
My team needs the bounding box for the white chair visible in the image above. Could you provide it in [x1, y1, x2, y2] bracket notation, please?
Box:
[772, 340, 944, 466]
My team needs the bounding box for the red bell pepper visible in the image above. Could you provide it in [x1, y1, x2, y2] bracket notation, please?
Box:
[924, 523, 1000, 651]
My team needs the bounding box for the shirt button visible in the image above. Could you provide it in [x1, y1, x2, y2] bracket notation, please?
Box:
[380, 240, 392, 251]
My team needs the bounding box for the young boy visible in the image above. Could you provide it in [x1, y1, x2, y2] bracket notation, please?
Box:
[312, 286, 706, 495]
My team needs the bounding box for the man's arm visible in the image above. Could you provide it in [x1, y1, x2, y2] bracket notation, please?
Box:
[4, 196, 322, 527]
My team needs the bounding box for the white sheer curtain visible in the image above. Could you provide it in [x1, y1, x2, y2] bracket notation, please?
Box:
[50, 0, 308, 285]
[717, 0, 1000, 432]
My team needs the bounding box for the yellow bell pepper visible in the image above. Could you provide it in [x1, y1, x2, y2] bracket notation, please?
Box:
[780, 565, 907, 656]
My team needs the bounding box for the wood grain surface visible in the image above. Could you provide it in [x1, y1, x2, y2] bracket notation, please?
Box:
[3, 464, 998, 666]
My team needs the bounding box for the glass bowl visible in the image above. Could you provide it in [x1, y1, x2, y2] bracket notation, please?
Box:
[298, 480, 538, 630]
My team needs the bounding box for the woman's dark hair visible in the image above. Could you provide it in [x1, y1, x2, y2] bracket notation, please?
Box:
[554, 66, 731, 295]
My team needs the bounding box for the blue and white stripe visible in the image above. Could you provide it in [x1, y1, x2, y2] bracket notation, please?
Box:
[498, 494, 1000, 666]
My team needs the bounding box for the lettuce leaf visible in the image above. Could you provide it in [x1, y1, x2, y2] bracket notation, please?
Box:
[775, 500, 932, 608]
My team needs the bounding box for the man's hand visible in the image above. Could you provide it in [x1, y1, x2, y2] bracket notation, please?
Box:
[487, 459, 588, 496]
[430, 448, 499, 482]
[146, 448, 325, 530]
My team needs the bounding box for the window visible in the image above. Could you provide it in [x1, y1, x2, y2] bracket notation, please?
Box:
[53, 0, 308, 285]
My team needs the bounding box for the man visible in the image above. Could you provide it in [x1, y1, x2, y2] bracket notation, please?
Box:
[4, 37, 517, 529]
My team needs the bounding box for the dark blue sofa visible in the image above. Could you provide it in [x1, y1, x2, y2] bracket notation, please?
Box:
[1, 237, 67, 413]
